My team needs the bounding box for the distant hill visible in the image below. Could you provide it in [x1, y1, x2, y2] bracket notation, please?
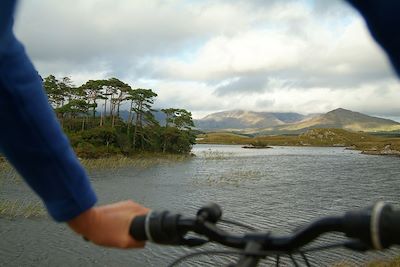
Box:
[195, 108, 400, 133]
[276, 108, 400, 133]
[194, 110, 308, 130]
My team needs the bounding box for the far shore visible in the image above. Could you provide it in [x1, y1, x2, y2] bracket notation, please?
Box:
[196, 129, 400, 158]
[199, 142, 400, 157]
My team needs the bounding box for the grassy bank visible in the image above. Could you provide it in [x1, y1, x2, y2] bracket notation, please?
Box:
[0, 200, 46, 219]
[80, 153, 193, 170]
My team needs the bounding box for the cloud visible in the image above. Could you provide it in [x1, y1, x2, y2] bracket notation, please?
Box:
[12, 0, 399, 120]
[151, 15, 392, 89]
[214, 74, 270, 96]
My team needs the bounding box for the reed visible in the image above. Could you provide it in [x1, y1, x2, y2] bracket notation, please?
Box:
[200, 150, 233, 160]
[333, 256, 400, 267]
[0, 162, 20, 183]
[0, 200, 46, 219]
[193, 170, 262, 187]
[80, 153, 192, 170]
[368, 256, 400, 267]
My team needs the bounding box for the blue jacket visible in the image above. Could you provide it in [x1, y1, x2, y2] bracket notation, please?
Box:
[0, 0, 399, 222]
[0, 0, 97, 222]
[347, 0, 400, 77]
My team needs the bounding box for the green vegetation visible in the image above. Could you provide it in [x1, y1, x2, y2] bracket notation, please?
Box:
[198, 128, 400, 156]
[193, 170, 262, 187]
[200, 150, 234, 160]
[334, 256, 400, 267]
[197, 132, 251, 144]
[81, 153, 192, 170]
[0, 159, 20, 184]
[43, 75, 196, 158]
[0, 200, 46, 219]
[368, 256, 400, 267]
[1, 153, 191, 176]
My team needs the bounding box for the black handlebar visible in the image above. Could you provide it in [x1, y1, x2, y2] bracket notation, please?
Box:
[130, 202, 400, 265]
[343, 202, 400, 249]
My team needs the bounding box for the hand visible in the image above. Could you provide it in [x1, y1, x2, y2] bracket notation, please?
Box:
[67, 200, 150, 248]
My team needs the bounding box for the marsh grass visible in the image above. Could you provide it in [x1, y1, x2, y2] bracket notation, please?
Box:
[194, 170, 262, 186]
[0, 153, 192, 177]
[368, 257, 400, 267]
[0, 161, 20, 184]
[0, 161, 11, 173]
[0, 200, 46, 219]
[332, 256, 400, 267]
[200, 150, 234, 160]
[81, 153, 192, 170]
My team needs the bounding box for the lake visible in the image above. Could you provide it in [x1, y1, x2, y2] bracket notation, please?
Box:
[1, 145, 400, 266]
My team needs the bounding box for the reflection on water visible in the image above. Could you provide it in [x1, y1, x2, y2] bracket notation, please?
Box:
[1, 145, 400, 266]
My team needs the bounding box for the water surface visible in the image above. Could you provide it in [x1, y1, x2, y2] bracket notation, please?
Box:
[1, 145, 400, 266]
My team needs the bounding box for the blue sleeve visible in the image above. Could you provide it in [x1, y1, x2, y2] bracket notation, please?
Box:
[0, 0, 97, 222]
[347, 0, 400, 77]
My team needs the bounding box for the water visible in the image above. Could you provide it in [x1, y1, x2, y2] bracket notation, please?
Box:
[1, 145, 400, 266]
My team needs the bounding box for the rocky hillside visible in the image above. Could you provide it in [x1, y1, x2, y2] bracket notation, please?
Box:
[194, 110, 307, 130]
[278, 108, 400, 132]
[195, 108, 400, 133]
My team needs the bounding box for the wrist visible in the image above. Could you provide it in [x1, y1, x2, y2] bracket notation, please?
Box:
[67, 206, 99, 237]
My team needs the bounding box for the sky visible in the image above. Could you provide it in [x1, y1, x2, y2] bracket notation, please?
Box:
[14, 0, 400, 121]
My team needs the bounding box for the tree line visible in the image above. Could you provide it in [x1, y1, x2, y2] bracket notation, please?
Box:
[43, 75, 196, 158]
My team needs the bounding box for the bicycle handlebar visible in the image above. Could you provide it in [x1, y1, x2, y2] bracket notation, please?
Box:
[130, 202, 400, 262]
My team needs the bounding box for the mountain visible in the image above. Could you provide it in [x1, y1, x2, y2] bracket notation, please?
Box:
[194, 110, 308, 130]
[276, 108, 400, 133]
[195, 108, 400, 133]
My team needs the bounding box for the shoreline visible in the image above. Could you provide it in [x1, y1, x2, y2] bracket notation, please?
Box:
[80, 153, 194, 170]
[197, 142, 400, 157]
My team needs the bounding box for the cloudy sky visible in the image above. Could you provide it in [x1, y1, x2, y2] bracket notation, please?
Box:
[14, 0, 400, 120]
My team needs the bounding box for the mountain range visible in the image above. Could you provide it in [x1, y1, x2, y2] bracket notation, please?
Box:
[194, 108, 400, 134]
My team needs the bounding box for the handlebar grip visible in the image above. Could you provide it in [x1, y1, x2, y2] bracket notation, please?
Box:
[129, 214, 148, 241]
[129, 211, 184, 245]
[379, 205, 400, 248]
[344, 202, 400, 250]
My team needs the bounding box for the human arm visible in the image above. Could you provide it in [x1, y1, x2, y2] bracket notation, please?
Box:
[0, 38, 98, 221]
[0, 0, 148, 248]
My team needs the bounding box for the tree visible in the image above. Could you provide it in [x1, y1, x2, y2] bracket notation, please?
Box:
[59, 76, 78, 102]
[161, 108, 195, 153]
[162, 108, 194, 129]
[57, 99, 91, 131]
[43, 75, 65, 109]
[80, 80, 106, 119]
[40, 74, 196, 157]
[128, 88, 158, 150]
[105, 78, 131, 127]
